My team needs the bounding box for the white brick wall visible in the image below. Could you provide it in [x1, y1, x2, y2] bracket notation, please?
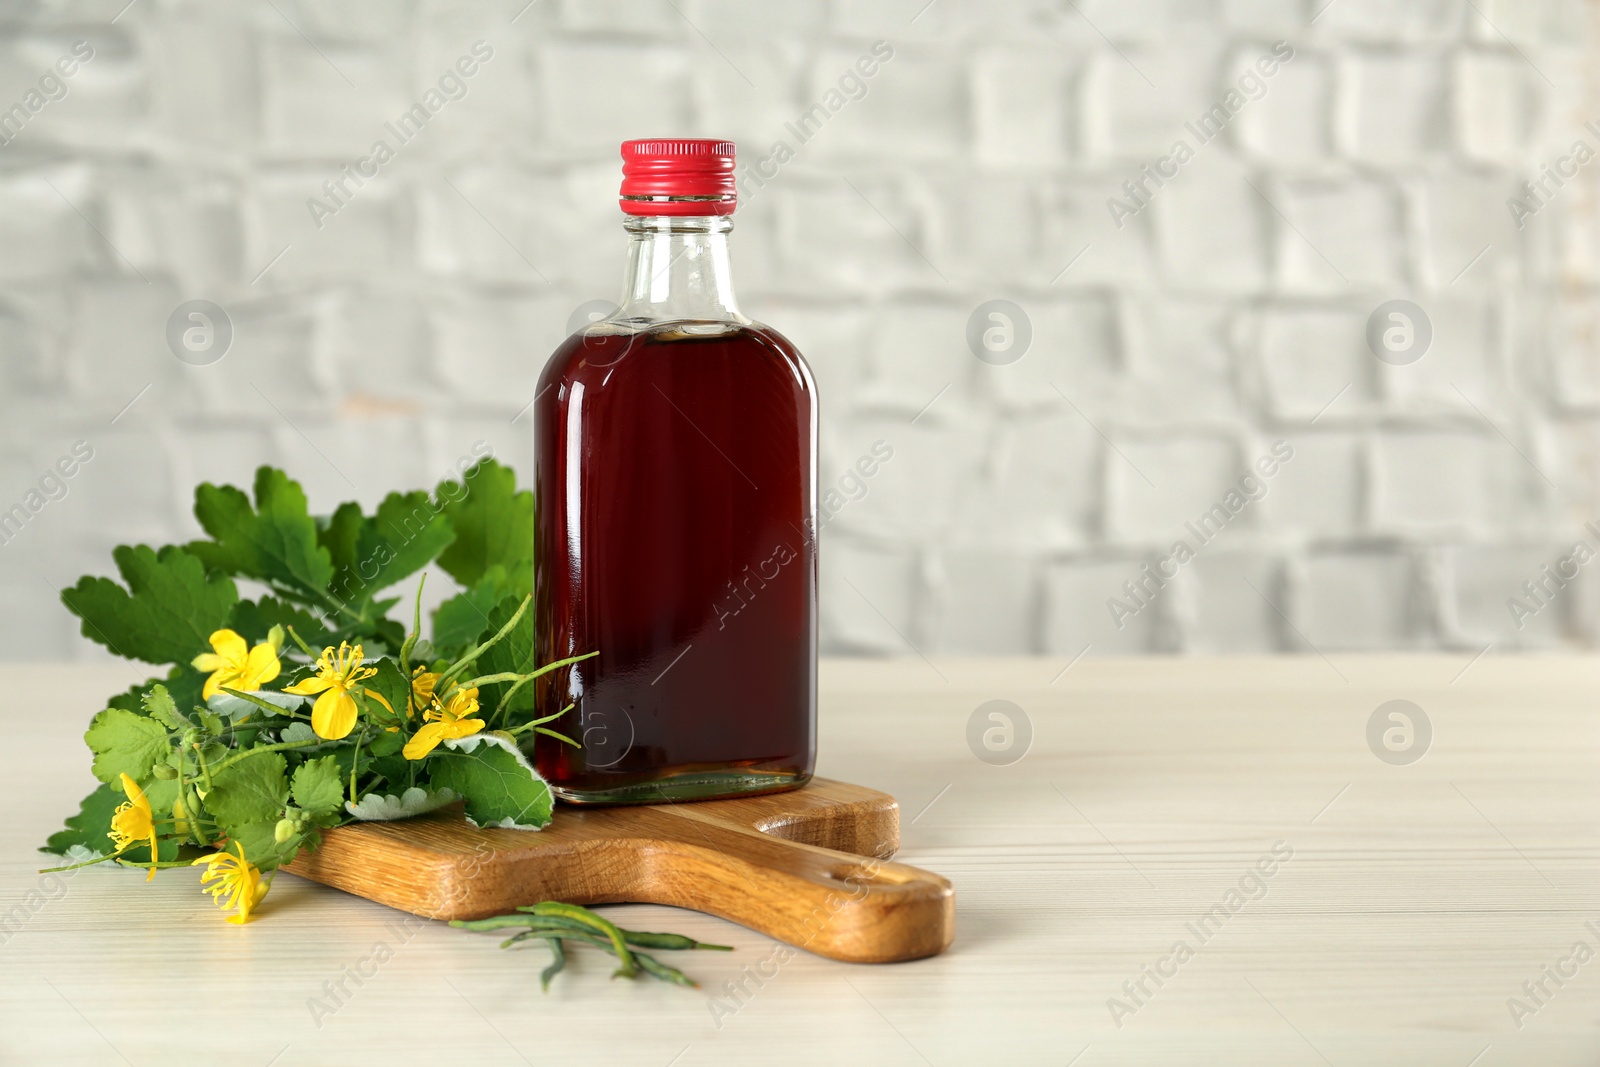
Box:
[1, 0, 1597, 661]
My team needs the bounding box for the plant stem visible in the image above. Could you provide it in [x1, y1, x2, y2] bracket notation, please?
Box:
[523, 902, 637, 979]
[540, 937, 566, 992]
[348, 729, 363, 805]
[532, 727, 579, 747]
[451, 914, 574, 932]
[454, 903, 718, 991]
[435, 595, 532, 689]
[506, 704, 574, 738]
[400, 572, 425, 680]
[175, 762, 206, 848]
[218, 687, 305, 719]
[621, 930, 733, 952]
[630, 949, 701, 989]
[38, 852, 119, 873]
[496, 652, 597, 726]
[116, 858, 197, 872]
[284, 625, 318, 658]
[450, 671, 524, 689]
[192, 742, 215, 793]
[496, 929, 699, 989]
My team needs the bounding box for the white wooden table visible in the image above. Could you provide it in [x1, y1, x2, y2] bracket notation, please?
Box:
[4, 656, 1598, 1066]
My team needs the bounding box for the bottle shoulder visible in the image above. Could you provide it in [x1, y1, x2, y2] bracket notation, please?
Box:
[538, 319, 816, 396]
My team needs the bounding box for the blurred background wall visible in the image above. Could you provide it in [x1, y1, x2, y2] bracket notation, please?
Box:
[0, 0, 1596, 661]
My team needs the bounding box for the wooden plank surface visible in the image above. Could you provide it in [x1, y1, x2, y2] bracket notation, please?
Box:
[4, 656, 1599, 1065]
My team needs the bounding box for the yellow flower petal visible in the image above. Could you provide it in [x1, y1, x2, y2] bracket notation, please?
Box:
[311, 689, 357, 740]
[444, 718, 484, 741]
[200, 670, 230, 702]
[364, 687, 396, 717]
[196, 842, 268, 923]
[283, 676, 335, 696]
[409, 669, 440, 717]
[402, 721, 448, 761]
[110, 774, 158, 881]
[118, 773, 145, 806]
[227, 878, 269, 924]
[242, 642, 282, 689]
[208, 629, 248, 664]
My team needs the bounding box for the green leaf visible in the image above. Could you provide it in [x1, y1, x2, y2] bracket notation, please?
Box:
[367, 490, 456, 591]
[221, 820, 292, 872]
[188, 467, 335, 601]
[368, 616, 407, 653]
[291, 756, 345, 822]
[141, 684, 183, 729]
[367, 728, 405, 758]
[84, 708, 172, 784]
[432, 563, 529, 653]
[476, 594, 537, 718]
[427, 734, 552, 830]
[320, 492, 454, 617]
[205, 750, 289, 829]
[277, 722, 318, 746]
[106, 679, 148, 716]
[107, 669, 207, 724]
[61, 545, 239, 664]
[369, 747, 414, 793]
[435, 459, 533, 589]
[137, 775, 181, 822]
[228, 595, 334, 650]
[317, 501, 368, 581]
[346, 786, 459, 822]
[43, 783, 119, 855]
[362, 657, 410, 728]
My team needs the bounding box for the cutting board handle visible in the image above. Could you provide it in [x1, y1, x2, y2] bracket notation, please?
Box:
[634, 807, 955, 964]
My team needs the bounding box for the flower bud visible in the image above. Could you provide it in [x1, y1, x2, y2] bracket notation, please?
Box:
[151, 763, 178, 780]
[274, 818, 297, 844]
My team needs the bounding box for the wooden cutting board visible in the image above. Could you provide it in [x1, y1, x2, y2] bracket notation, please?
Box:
[285, 778, 955, 964]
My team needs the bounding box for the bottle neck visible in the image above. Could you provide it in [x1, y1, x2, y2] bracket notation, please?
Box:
[616, 214, 742, 323]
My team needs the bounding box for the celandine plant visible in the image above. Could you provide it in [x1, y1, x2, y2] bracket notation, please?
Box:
[40, 459, 580, 915]
[37, 459, 725, 988]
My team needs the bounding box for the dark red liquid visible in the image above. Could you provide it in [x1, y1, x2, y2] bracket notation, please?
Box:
[532, 321, 817, 802]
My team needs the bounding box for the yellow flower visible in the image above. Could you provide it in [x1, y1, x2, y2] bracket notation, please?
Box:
[107, 773, 158, 882]
[408, 666, 441, 719]
[192, 842, 268, 924]
[283, 642, 377, 740]
[402, 684, 484, 760]
[192, 628, 282, 702]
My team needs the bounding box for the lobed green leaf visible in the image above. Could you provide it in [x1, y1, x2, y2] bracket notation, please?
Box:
[84, 708, 172, 784]
[434, 459, 533, 590]
[61, 545, 238, 665]
[188, 467, 334, 601]
[205, 749, 289, 829]
[291, 756, 346, 825]
[427, 734, 552, 830]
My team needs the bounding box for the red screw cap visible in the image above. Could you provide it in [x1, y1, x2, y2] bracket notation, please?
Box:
[619, 139, 737, 216]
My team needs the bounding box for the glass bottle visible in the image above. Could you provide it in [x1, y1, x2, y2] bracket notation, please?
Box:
[532, 139, 817, 804]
